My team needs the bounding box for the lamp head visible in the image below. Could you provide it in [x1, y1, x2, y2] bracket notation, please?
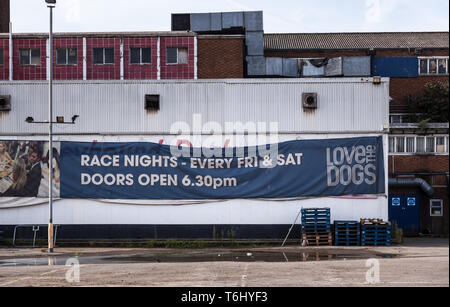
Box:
[45, 0, 56, 4]
[25, 117, 34, 123]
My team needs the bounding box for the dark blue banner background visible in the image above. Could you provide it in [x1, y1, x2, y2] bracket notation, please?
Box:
[60, 137, 385, 200]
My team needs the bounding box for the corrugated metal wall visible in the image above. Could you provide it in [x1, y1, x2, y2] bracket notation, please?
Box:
[0, 78, 389, 135]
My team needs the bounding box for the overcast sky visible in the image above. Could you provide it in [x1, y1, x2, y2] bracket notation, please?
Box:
[10, 0, 450, 33]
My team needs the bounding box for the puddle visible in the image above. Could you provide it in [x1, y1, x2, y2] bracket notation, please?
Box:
[0, 250, 398, 267]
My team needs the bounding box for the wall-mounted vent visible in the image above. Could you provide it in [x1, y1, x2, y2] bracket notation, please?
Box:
[0, 95, 11, 111]
[302, 93, 317, 110]
[145, 95, 160, 111]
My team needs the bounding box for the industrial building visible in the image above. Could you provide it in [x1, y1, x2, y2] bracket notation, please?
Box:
[0, 2, 448, 241]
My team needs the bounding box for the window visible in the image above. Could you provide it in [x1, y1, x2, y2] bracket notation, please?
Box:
[406, 137, 415, 153]
[419, 57, 448, 75]
[56, 48, 77, 65]
[389, 135, 449, 155]
[93, 48, 114, 64]
[166, 47, 188, 65]
[430, 200, 443, 217]
[0, 49, 3, 66]
[130, 47, 151, 64]
[436, 137, 446, 153]
[396, 137, 405, 153]
[19, 49, 40, 65]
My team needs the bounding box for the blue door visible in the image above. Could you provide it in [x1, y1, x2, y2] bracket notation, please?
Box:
[388, 194, 420, 234]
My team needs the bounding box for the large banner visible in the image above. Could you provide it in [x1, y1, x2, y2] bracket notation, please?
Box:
[59, 137, 385, 200]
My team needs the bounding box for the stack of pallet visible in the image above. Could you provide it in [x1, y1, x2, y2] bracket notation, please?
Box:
[360, 218, 391, 246]
[334, 221, 361, 246]
[301, 208, 332, 246]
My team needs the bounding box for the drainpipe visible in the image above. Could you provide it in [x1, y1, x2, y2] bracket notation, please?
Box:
[389, 177, 435, 197]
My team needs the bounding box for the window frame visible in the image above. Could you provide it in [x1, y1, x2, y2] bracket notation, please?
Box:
[56, 48, 78, 66]
[19, 48, 41, 66]
[166, 47, 189, 65]
[418, 56, 449, 76]
[93, 47, 115, 65]
[130, 47, 151, 65]
[389, 135, 449, 155]
[430, 199, 443, 217]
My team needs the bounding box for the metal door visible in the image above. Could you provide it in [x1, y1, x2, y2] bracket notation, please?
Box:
[388, 194, 420, 234]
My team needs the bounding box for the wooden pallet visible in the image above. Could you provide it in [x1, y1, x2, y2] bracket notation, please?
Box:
[360, 218, 391, 227]
[301, 232, 332, 246]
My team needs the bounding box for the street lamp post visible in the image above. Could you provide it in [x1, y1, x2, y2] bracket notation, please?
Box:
[45, 0, 56, 253]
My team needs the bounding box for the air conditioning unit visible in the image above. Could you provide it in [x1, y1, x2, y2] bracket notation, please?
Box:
[145, 94, 160, 111]
[0, 95, 11, 111]
[302, 93, 317, 110]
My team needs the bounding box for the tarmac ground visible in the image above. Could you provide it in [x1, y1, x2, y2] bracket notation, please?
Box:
[0, 238, 448, 287]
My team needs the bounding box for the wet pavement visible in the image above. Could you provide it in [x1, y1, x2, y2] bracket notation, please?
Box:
[0, 249, 398, 267]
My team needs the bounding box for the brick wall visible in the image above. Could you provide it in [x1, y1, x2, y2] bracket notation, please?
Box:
[0, 39, 8, 80]
[198, 37, 244, 79]
[123, 37, 158, 80]
[160, 36, 195, 80]
[389, 155, 449, 174]
[390, 76, 449, 113]
[13, 38, 47, 80]
[53, 37, 83, 80]
[0, 0, 9, 34]
[86, 37, 121, 80]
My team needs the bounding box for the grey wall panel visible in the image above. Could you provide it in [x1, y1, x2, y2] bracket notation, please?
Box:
[244, 11, 263, 31]
[325, 57, 343, 77]
[222, 12, 244, 29]
[210, 13, 222, 31]
[343, 56, 372, 76]
[247, 56, 266, 76]
[191, 13, 211, 32]
[266, 57, 283, 76]
[302, 59, 325, 77]
[245, 31, 264, 56]
[282, 58, 299, 77]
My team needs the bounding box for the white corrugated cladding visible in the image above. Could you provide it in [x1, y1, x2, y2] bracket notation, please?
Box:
[0, 78, 390, 225]
[0, 78, 389, 135]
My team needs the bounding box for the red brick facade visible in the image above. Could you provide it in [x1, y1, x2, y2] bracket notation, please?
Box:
[123, 37, 158, 80]
[0, 34, 196, 80]
[13, 38, 47, 80]
[160, 36, 195, 80]
[86, 37, 121, 80]
[198, 37, 244, 79]
[53, 37, 83, 80]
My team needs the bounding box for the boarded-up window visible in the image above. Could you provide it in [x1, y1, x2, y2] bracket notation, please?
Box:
[178, 48, 188, 64]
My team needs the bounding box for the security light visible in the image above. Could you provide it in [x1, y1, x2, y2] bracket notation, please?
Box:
[45, 0, 56, 4]
[25, 117, 34, 123]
